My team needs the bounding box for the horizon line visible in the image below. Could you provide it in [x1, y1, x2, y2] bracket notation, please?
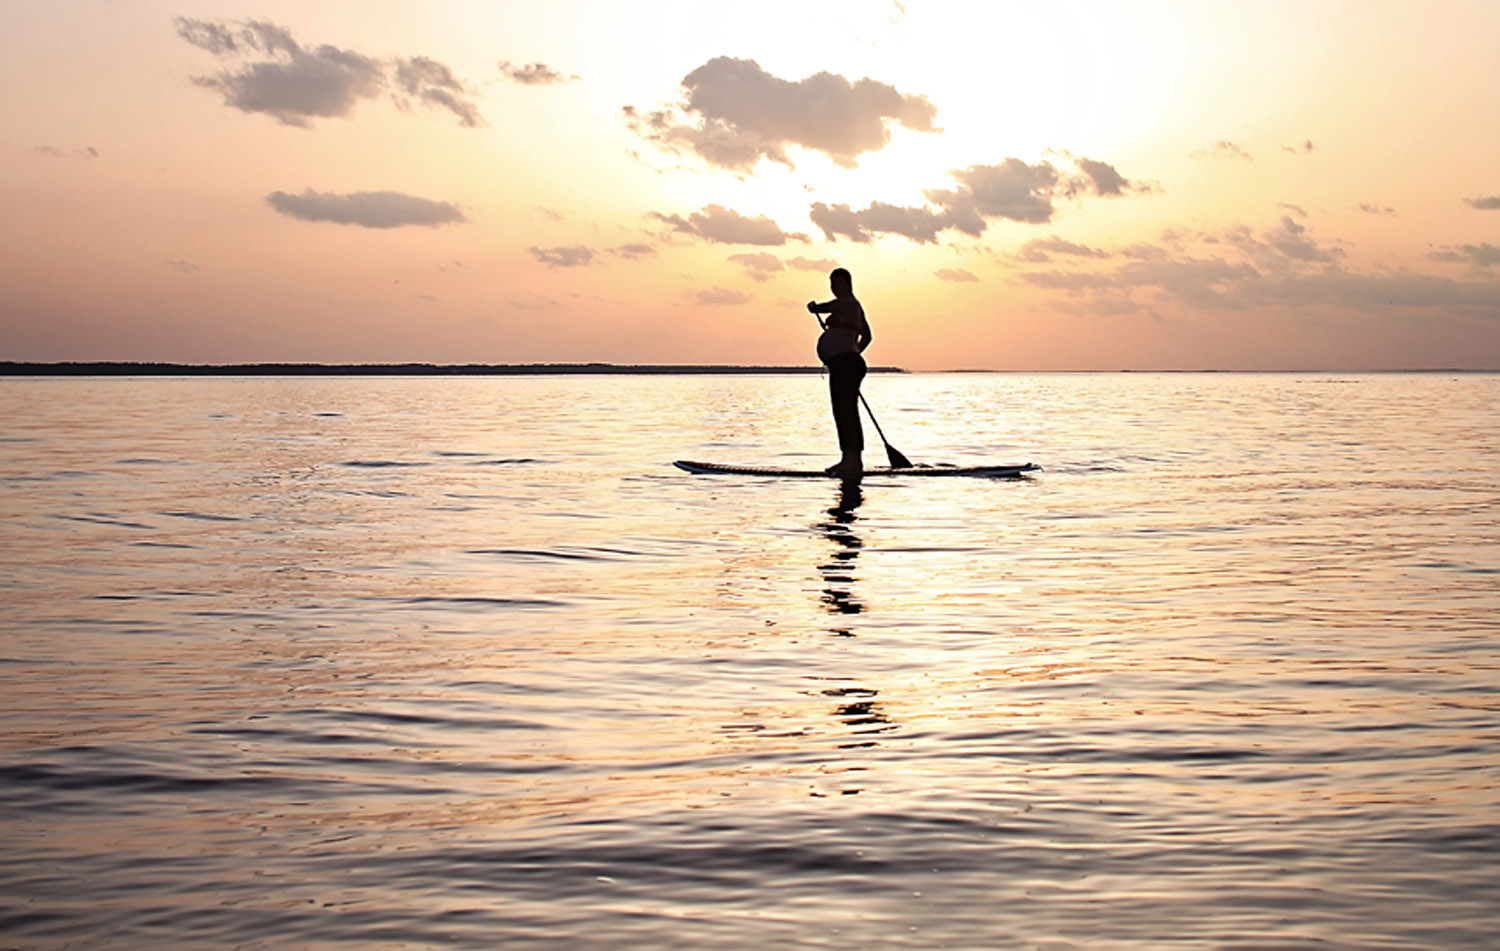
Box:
[2, 361, 1495, 377]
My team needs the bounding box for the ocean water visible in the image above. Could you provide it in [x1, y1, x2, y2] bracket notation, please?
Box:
[1, 371, 1497, 950]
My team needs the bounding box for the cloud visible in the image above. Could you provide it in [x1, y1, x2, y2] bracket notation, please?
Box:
[498, 61, 577, 85]
[1076, 158, 1131, 196]
[1014, 236, 1108, 263]
[691, 287, 753, 306]
[612, 243, 656, 260]
[1192, 140, 1252, 161]
[266, 189, 466, 228]
[935, 268, 978, 283]
[652, 204, 803, 245]
[787, 256, 838, 271]
[1465, 195, 1500, 210]
[929, 159, 1063, 229]
[1281, 139, 1315, 155]
[728, 252, 784, 282]
[811, 155, 1152, 244]
[176, 18, 481, 128]
[393, 56, 483, 127]
[624, 56, 937, 171]
[810, 201, 947, 244]
[528, 245, 595, 268]
[36, 145, 99, 159]
[1358, 202, 1397, 217]
[1428, 243, 1500, 267]
[1257, 215, 1344, 264]
[166, 259, 198, 273]
[1012, 214, 1500, 319]
[511, 293, 562, 311]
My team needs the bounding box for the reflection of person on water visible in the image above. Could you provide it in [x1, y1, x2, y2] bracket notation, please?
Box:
[818, 479, 864, 621]
[807, 268, 872, 478]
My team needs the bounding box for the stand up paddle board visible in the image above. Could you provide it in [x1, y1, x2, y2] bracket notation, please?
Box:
[674, 460, 1039, 479]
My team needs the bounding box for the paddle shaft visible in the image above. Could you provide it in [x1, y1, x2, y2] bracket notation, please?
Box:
[812, 312, 912, 468]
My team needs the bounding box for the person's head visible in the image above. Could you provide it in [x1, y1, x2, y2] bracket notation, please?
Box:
[829, 267, 853, 297]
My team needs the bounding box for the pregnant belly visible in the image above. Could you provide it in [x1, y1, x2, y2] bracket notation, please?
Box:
[817, 328, 857, 365]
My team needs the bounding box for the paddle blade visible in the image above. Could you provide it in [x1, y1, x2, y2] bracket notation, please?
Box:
[885, 444, 913, 468]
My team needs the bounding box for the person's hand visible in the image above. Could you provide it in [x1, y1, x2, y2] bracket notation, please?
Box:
[806, 301, 817, 313]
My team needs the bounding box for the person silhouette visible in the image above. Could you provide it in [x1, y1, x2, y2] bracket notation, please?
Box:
[807, 268, 872, 477]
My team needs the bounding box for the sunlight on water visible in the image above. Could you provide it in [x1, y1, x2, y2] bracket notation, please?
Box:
[2, 373, 1498, 949]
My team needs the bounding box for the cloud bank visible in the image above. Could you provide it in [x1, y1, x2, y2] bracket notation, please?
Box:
[266, 189, 466, 228]
[1429, 243, 1500, 267]
[1465, 195, 1500, 211]
[177, 18, 482, 127]
[1013, 214, 1500, 319]
[625, 56, 937, 170]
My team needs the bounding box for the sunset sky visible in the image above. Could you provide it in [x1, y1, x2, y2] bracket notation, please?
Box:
[3, 0, 1498, 370]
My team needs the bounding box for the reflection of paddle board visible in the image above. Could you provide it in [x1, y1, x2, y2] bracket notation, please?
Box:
[674, 460, 1040, 478]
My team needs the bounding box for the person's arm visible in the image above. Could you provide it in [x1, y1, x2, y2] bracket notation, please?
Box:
[858, 313, 872, 352]
[807, 299, 836, 315]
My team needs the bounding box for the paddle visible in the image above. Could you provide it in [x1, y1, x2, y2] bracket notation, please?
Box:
[813, 313, 913, 469]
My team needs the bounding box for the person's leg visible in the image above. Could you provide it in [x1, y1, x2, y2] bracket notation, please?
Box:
[828, 354, 865, 472]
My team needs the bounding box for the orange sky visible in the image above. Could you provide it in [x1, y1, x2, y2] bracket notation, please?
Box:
[2, 0, 1498, 369]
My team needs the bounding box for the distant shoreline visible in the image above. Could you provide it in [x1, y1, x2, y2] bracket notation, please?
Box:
[1, 362, 1492, 377]
[0, 362, 907, 377]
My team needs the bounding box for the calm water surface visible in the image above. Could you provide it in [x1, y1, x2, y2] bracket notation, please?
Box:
[2, 373, 1497, 950]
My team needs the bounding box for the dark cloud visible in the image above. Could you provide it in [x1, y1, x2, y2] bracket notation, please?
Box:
[1465, 195, 1500, 210]
[728, 252, 784, 282]
[935, 268, 978, 283]
[498, 61, 577, 85]
[1428, 243, 1500, 268]
[1192, 140, 1252, 161]
[266, 189, 466, 228]
[177, 18, 481, 128]
[528, 246, 595, 268]
[625, 56, 937, 171]
[691, 287, 753, 306]
[652, 204, 803, 245]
